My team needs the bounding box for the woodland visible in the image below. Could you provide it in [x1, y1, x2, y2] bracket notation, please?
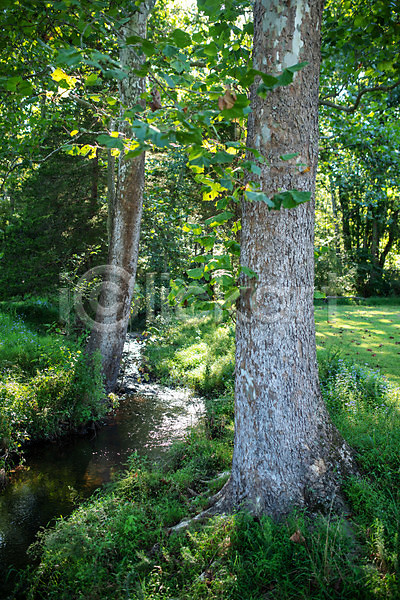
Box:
[1, 0, 400, 598]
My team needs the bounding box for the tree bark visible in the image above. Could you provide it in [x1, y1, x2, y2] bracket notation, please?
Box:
[221, 0, 354, 518]
[379, 209, 399, 269]
[87, 1, 155, 392]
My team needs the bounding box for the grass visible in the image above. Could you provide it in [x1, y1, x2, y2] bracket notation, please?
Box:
[0, 303, 108, 470]
[315, 304, 400, 387]
[18, 348, 400, 599]
[144, 316, 235, 394]
[144, 302, 400, 393]
[15, 305, 400, 599]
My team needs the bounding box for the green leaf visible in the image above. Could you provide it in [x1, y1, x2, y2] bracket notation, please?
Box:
[203, 42, 218, 57]
[163, 44, 179, 58]
[17, 80, 33, 96]
[189, 154, 211, 168]
[212, 151, 235, 164]
[224, 240, 240, 256]
[55, 47, 82, 66]
[280, 152, 298, 161]
[171, 28, 192, 48]
[204, 211, 234, 227]
[196, 236, 216, 251]
[287, 190, 311, 204]
[141, 40, 156, 57]
[216, 197, 229, 210]
[245, 190, 275, 207]
[240, 265, 258, 278]
[160, 72, 176, 88]
[85, 73, 99, 86]
[5, 76, 20, 92]
[260, 73, 279, 87]
[187, 267, 204, 279]
[96, 134, 124, 150]
[220, 177, 233, 191]
[212, 273, 235, 287]
[271, 189, 311, 209]
[285, 62, 308, 73]
[277, 70, 294, 86]
[170, 58, 189, 74]
[243, 161, 261, 175]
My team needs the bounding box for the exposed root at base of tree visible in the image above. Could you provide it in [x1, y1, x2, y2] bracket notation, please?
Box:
[170, 467, 357, 534]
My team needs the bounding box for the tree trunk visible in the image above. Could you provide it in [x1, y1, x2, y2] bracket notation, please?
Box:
[221, 0, 354, 518]
[379, 209, 399, 269]
[87, 1, 155, 392]
[328, 172, 340, 257]
[338, 185, 352, 255]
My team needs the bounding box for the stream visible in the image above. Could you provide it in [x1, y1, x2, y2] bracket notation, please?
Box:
[0, 335, 204, 598]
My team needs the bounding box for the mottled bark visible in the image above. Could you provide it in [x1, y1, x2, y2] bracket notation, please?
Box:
[87, 1, 155, 392]
[221, 0, 354, 518]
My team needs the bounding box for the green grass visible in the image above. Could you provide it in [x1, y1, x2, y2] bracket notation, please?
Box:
[0, 296, 60, 333]
[0, 309, 108, 469]
[19, 353, 400, 599]
[11, 303, 400, 598]
[315, 305, 400, 387]
[144, 305, 400, 393]
[144, 317, 235, 394]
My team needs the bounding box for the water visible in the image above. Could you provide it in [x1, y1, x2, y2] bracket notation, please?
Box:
[0, 336, 204, 597]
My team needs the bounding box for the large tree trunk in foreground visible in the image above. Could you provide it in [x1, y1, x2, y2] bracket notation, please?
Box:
[223, 0, 354, 518]
[87, 2, 154, 392]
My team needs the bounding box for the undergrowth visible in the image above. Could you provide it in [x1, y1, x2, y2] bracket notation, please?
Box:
[0, 308, 108, 470]
[17, 316, 400, 599]
[143, 316, 235, 394]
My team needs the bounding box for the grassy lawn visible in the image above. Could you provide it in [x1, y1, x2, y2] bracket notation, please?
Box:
[315, 304, 400, 387]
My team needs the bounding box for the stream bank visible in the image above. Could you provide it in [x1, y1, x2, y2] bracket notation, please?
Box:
[0, 334, 204, 598]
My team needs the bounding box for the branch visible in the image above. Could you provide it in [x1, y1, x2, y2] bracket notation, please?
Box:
[0, 159, 24, 197]
[319, 80, 400, 113]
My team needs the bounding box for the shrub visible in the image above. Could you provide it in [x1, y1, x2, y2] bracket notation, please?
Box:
[0, 311, 107, 468]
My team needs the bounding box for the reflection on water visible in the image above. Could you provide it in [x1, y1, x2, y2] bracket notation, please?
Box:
[0, 381, 203, 597]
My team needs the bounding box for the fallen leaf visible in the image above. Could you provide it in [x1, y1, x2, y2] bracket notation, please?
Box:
[290, 530, 305, 544]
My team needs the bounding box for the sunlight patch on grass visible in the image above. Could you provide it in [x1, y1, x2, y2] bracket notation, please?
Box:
[315, 305, 400, 387]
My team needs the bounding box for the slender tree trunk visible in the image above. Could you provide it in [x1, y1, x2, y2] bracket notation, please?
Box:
[90, 147, 99, 213]
[87, 1, 155, 392]
[221, 0, 354, 518]
[338, 186, 352, 255]
[328, 173, 340, 257]
[106, 148, 116, 247]
[379, 209, 399, 269]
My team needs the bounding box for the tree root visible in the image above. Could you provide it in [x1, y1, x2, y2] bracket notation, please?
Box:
[170, 480, 231, 533]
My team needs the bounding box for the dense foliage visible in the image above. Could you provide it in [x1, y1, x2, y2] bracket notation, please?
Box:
[1, 0, 400, 597]
[0, 302, 108, 471]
